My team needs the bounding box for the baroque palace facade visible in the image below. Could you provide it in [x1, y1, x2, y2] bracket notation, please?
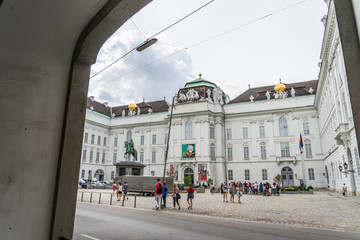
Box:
[79, 0, 359, 195]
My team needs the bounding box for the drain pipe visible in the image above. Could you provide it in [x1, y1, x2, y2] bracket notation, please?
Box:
[223, 105, 227, 183]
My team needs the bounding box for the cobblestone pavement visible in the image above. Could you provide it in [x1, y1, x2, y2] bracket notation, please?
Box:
[77, 189, 360, 232]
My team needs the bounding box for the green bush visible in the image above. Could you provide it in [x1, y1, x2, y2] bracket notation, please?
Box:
[184, 176, 192, 186]
[307, 185, 313, 190]
[293, 186, 299, 191]
[284, 187, 296, 191]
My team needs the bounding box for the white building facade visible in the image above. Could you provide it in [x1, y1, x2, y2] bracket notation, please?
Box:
[79, 1, 359, 195]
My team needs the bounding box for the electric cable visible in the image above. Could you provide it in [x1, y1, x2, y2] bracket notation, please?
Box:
[89, 0, 308, 90]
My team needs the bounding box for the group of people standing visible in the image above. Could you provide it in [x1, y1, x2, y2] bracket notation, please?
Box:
[220, 181, 280, 203]
[154, 179, 195, 210]
[112, 182, 129, 203]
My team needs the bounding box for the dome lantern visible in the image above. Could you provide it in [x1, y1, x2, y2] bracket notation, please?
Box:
[128, 103, 137, 111]
[274, 78, 286, 93]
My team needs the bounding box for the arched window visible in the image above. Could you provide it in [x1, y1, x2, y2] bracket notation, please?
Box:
[260, 142, 267, 159]
[279, 117, 288, 136]
[227, 144, 233, 159]
[185, 121, 192, 139]
[210, 143, 215, 159]
[210, 124, 215, 139]
[127, 131, 132, 142]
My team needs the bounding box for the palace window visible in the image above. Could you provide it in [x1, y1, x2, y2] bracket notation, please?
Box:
[303, 122, 310, 135]
[140, 135, 144, 145]
[305, 143, 312, 157]
[165, 133, 168, 144]
[259, 126, 265, 138]
[227, 146, 233, 159]
[185, 121, 192, 139]
[97, 136, 101, 145]
[82, 150, 87, 162]
[151, 171, 155, 176]
[111, 171, 114, 180]
[114, 137, 118, 147]
[210, 125, 215, 139]
[152, 150, 156, 163]
[245, 169, 250, 180]
[243, 127, 248, 139]
[210, 143, 216, 159]
[88, 170, 92, 178]
[280, 142, 290, 157]
[103, 137, 107, 146]
[96, 152, 100, 163]
[81, 169, 85, 179]
[152, 134, 157, 144]
[140, 151, 144, 163]
[227, 128, 232, 140]
[261, 145, 267, 159]
[279, 117, 288, 136]
[308, 168, 315, 180]
[127, 131, 132, 142]
[89, 151, 93, 162]
[228, 170, 233, 181]
[113, 152, 117, 163]
[91, 134, 95, 144]
[84, 133, 88, 143]
[262, 169, 268, 180]
[102, 153, 105, 163]
[244, 146, 249, 160]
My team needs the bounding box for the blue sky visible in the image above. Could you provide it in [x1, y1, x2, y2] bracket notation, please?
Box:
[88, 0, 328, 106]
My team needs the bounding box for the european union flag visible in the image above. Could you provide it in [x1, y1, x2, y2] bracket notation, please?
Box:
[299, 133, 304, 154]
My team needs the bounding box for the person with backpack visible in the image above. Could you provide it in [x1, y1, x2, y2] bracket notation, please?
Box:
[154, 179, 163, 210]
[187, 184, 195, 209]
[162, 182, 168, 208]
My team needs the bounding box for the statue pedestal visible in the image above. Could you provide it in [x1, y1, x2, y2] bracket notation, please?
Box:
[114, 161, 146, 177]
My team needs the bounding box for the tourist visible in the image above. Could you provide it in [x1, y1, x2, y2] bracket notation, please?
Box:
[236, 183, 242, 203]
[117, 182, 123, 201]
[275, 184, 280, 196]
[223, 182, 228, 202]
[123, 181, 129, 200]
[112, 182, 117, 196]
[254, 181, 258, 195]
[154, 178, 163, 210]
[220, 183, 224, 196]
[244, 181, 248, 194]
[342, 183, 347, 197]
[172, 183, 181, 209]
[187, 184, 195, 209]
[162, 182, 168, 208]
[210, 183, 215, 194]
[229, 182, 235, 203]
[259, 182, 263, 194]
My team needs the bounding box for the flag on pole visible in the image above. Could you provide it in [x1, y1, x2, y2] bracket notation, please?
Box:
[299, 133, 304, 154]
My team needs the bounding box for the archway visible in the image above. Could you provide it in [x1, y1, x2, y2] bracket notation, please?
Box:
[184, 168, 194, 185]
[281, 167, 294, 187]
[95, 169, 104, 181]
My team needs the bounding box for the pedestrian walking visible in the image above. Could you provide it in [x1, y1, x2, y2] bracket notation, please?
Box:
[123, 182, 129, 200]
[229, 182, 235, 202]
[154, 179, 163, 210]
[117, 182, 123, 201]
[187, 184, 195, 209]
[112, 182, 117, 196]
[254, 181, 258, 195]
[236, 183, 242, 203]
[210, 183, 215, 194]
[223, 182, 228, 202]
[342, 183, 347, 197]
[172, 183, 181, 209]
[162, 182, 168, 208]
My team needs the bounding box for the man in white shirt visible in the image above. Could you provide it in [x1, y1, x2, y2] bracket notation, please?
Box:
[342, 183, 347, 197]
[253, 181, 258, 195]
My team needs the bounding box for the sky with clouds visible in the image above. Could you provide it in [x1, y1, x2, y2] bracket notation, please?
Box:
[88, 0, 328, 106]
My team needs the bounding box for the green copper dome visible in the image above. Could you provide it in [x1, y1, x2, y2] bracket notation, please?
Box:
[184, 73, 217, 89]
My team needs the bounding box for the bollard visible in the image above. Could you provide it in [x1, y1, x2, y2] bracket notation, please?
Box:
[90, 192, 93, 203]
[121, 194, 125, 206]
[99, 193, 101, 204]
[110, 193, 113, 205]
[134, 195, 136, 208]
[81, 192, 84, 202]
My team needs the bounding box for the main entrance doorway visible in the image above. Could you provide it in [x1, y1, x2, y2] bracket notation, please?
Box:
[281, 167, 294, 187]
[95, 169, 104, 181]
[184, 168, 194, 185]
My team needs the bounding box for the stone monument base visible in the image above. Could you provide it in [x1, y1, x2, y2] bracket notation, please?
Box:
[114, 161, 146, 177]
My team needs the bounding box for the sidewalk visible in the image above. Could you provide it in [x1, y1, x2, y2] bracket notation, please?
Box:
[77, 189, 360, 232]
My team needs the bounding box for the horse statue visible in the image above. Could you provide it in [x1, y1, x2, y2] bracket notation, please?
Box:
[124, 139, 137, 161]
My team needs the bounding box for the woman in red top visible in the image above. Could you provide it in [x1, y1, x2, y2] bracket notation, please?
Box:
[187, 184, 194, 209]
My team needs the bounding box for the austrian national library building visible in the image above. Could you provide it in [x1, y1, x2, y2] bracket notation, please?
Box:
[79, 1, 360, 196]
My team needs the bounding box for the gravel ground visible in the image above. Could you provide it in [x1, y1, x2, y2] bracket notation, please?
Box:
[77, 189, 360, 232]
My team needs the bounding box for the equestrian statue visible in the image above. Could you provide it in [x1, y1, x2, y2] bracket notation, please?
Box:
[124, 139, 137, 161]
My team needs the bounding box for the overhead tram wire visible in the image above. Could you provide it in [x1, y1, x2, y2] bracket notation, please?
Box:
[88, 0, 308, 91]
[89, 0, 215, 80]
